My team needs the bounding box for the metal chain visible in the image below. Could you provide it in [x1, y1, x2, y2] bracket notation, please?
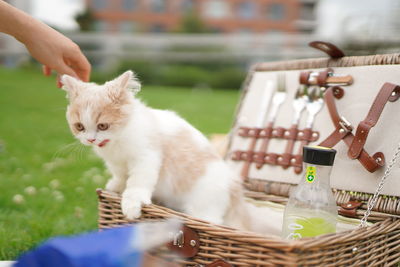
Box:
[360, 141, 400, 227]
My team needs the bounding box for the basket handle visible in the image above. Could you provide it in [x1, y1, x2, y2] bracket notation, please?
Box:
[309, 41, 345, 59]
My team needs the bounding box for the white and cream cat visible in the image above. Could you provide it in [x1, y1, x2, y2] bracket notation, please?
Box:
[61, 71, 278, 234]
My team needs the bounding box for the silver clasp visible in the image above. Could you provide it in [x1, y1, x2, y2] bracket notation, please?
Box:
[338, 116, 353, 133]
[173, 230, 184, 248]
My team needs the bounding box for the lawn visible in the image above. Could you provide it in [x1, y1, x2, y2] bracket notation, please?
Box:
[0, 67, 240, 260]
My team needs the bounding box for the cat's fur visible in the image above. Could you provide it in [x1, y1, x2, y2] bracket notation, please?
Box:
[61, 71, 271, 233]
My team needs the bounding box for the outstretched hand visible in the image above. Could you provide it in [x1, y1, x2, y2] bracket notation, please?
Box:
[0, 1, 91, 87]
[24, 27, 91, 87]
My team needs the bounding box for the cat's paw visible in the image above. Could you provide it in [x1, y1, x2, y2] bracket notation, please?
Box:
[121, 188, 151, 220]
[105, 178, 125, 194]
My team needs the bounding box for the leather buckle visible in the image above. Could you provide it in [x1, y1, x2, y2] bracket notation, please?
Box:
[167, 225, 200, 258]
[338, 116, 353, 133]
[338, 201, 363, 218]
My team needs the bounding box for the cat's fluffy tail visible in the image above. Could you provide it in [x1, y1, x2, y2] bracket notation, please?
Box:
[224, 185, 283, 237]
[243, 201, 283, 236]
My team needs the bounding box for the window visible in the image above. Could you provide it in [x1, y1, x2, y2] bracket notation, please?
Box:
[237, 1, 256, 20]
[203, 0, 229, 19]
[119, 21, 137, 32]
[151, 0, 167, 13]
[267, 3, 285, 21]
[93, 0, 107, 10]
[122, 0, 136, 10]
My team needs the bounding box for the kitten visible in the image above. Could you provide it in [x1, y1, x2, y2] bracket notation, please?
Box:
[61, 71, 276, 234]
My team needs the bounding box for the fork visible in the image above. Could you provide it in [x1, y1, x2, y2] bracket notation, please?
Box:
[294, 86, 324, 173]
[254, 73, 287, 169]
[281, 85, 308, 168]
[305, 86, 324, 129]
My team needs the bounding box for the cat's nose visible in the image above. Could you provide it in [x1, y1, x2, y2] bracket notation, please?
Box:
[87, 139, 96, 143]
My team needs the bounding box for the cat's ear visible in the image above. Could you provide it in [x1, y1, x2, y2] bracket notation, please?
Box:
[60, 75, 81, 101]
[113, 70, 141, 95]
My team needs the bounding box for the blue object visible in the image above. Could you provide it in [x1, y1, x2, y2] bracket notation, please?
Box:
[15, 226, 142, 267]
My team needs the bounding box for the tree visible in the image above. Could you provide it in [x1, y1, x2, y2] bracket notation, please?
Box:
[75, 8, 95, 32]
[178, 11, 210, 33]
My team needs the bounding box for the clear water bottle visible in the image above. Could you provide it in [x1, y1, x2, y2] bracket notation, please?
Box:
[282, 146, 338, 240]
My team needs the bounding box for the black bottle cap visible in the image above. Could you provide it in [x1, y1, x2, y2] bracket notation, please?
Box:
[303, 146, 337, 166]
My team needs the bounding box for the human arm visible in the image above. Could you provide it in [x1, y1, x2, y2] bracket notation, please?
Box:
[0, 0, 91, 84]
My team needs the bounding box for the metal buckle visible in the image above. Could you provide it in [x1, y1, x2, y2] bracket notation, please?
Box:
[308, 72, 319, 84]
[173, 230, 184, 248]
[338, 116, 353, 133]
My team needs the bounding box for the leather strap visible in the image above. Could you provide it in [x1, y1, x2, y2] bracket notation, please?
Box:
[281, 124, 299, 168]
[309, 41, 345, 58]
[255, 122, 273, 169]
[319, 86, 385, 173]
[300, 68, 353, 86]
[348, 83, 400, 159]
[316, 68, 333, 86]
[240, 136, 257, 180]
[293, 127, 318, 174]
[166, 225, 200, 258]
[299, 71, 311, 85]
[338, 201, 363, 218]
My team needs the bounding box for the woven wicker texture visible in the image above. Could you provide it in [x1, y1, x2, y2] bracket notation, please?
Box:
[244, 180, 400, 222]
[97, 189, 400, 267]
[253, 53, 400, 71]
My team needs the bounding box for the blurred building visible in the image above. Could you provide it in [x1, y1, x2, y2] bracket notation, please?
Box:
[86, 0, 317, 34]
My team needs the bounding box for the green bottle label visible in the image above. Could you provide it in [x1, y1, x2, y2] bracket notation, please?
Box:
[287, 217, 336, 239]
[306, 166, 316, 183]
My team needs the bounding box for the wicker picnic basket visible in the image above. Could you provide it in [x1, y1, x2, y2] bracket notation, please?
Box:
[97, 43, 400, 266]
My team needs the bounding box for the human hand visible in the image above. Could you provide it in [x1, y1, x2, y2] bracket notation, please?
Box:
[0, 1, 91, 87]
[22, 25, 91, 87]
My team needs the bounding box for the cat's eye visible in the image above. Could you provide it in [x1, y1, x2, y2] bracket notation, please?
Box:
[97, 123, 109, 131]
[75, 123, 85, 131]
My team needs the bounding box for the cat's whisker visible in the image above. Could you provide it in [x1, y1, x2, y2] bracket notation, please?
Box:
[78, 145, 88, 161]
[74, 143, 86, 162]
[55, 141, 90, 162]
[52, 141, 81, 159]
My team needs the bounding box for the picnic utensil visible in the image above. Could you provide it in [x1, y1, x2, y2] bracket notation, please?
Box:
[281, 85, 308, 168]
[255, 73, 287, 169]
[300, 70, 353, 86]
[304, 86, 324, 129]
[239, 79, 275, 179]
[294, 86, 324, 174]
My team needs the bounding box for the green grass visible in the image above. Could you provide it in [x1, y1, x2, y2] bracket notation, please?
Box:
[0, 67, 240, 260]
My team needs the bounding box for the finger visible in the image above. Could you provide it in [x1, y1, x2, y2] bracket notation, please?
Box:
[55, 62, 79, 79]
[54, 62, 79, 88]
[67, 53, 91, 82]
[42, 65, 52, 76]
[56, 75, 62, 88]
